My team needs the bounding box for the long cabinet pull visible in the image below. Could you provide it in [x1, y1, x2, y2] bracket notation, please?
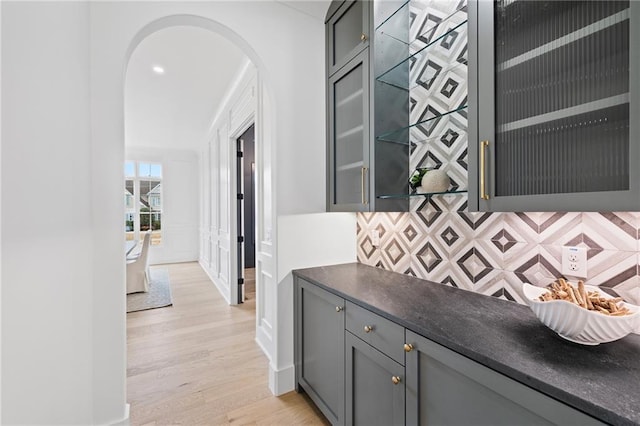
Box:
[480, 140, 490, 200]
[361, 166, 369, 205]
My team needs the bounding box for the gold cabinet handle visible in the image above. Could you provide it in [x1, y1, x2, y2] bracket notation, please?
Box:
[392, 376, 401, 385]
[336, 306, 343, 312]
[360, 33, 367, 41]
[364, 325, 373, 333]
[480, 140, 490, 200]
[404, 343, 414, 352]
[361, 166, 368, 205]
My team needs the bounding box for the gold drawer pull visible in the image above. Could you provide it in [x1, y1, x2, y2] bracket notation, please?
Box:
[392, 376, 401, 385]
[364, 325, 373, 333]
[336, 306, 343, 312]
[360, 33, 367, 41]
[404, 343, 414, 352]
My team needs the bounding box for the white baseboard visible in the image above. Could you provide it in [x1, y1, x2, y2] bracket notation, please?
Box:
[110, 403, 130, 426]
[268, 363, 295, 396]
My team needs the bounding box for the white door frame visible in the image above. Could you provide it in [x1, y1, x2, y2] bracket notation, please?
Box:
[229, 115, 255, 305]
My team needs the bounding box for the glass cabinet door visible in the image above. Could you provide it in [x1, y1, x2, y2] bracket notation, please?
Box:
[473, 0, 640, 211]
[328, 50, 370, 212]
[328, 0, 369, 76]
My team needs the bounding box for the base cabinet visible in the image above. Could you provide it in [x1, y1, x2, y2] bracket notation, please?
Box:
[294, 276, 606, 426]
[405, 331, 604, 426]
[294, 279, 345, 425]
[345, 332, 405, 426]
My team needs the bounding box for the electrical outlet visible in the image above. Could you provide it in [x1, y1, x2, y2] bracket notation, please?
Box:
[561, 246, 588, 278]
[371, 229, 380, 247]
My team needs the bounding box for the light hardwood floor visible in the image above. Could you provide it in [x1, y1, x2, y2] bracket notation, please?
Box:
[127, 262, 329, 425]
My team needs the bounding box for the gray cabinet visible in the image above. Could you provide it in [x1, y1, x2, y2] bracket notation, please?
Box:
[469, 0, 640, 211]
[294, 278, 345, 425]
[327, 0, 369, 77]
[326, 0, 409, 212]
[294, 277, 608, 426]
[345, 332, 405, 426]
[345, 301, 405, 364]
[328, 50, 370, 212]
[405, 330, 604, 426]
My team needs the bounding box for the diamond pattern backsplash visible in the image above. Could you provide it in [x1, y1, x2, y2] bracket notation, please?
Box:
[358, 0, 640, 307]
[357, 210, 640, 305]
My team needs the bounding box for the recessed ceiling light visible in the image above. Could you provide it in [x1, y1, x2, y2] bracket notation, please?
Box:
[152, 65, 165, 75]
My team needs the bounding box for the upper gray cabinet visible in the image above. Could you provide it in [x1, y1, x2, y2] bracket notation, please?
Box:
[326, 0, 410, 212]
[327, 0, 369, 76]
[469, 1, 640, 211]
[328, 49, 371, 212]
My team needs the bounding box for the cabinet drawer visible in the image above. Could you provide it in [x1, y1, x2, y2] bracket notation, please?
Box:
[345, 301, 405, 364]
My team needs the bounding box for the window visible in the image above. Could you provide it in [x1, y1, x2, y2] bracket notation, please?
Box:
[124, 161, 163, 245]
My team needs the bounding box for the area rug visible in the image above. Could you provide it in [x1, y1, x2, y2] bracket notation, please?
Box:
[127, 268, 173, 313]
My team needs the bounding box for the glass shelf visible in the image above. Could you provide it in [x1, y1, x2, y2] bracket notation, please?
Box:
[336, 161, 364, 172]
[376, 59, 467, 93]
[375, 0, 409, 33]
[376, 11, 468, 88]
[377, 189, 467, 199]
[376, 105, 468, 144]
[497, 93, 629, 133]
[410, 127, 467, 147]
[376, 1, 466, 48]
[497, 8, 628, 72]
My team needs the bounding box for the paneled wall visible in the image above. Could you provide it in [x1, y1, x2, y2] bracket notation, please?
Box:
[199, 64, 257, 304]
[358, 0, 640, 308]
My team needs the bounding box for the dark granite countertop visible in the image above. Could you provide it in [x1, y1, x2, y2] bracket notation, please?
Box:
[293, 262, 640, 426]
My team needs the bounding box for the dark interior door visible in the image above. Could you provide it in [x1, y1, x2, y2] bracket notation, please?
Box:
[236, 125, 256, 302]
[241, 124, 255, 268]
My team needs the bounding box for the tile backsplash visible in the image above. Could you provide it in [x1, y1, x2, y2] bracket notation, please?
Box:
[357, 208, 640, 306]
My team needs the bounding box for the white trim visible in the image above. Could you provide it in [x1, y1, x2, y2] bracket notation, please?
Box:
[205, 58, 253, 142]
[268, 363, 295, 397]
[254, 332, 272, 362]
[109, 404, 130, 426]
[229, 114, 256, 306]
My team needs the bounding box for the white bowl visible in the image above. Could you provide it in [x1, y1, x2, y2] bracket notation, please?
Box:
[523, 283, 640, 345]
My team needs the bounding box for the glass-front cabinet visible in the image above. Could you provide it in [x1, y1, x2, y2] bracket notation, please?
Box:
[469, 1, 640, 211]
[327, 0, 369, 76]
[326, 0, 410, 212]
[328, 50, 371, 211]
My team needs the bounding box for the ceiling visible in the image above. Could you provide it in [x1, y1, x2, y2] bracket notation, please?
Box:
[125, 1, 331, 152]
[125, 26, 249, 151]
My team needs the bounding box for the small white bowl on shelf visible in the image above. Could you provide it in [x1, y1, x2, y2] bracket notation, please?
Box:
[522, 283, 640, 345]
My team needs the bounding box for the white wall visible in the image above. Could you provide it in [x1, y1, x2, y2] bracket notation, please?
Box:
[1, 2, 4, 420]
[274, 213, 357, 393]
[1, 1, 352, 423]
[126, 147, 200, 265]
[2, 3, 94, 424]
[88, 1, 331, 420]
